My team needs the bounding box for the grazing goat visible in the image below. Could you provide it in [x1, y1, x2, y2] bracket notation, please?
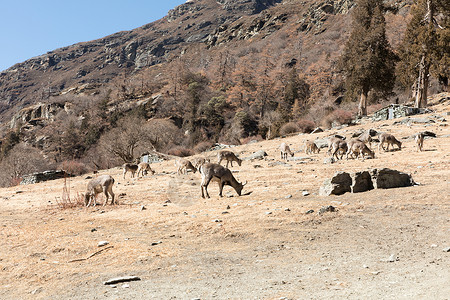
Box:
[217, 150, 242, 168]
[330, 139, 348, 160]
[192, 157, 210, 169]
[137, 162, 155, 177]
[378, 133, 402, 152]
[199, 163, 246, 198]
[346, 139, 375, 161]
[84, 175, 115, 207]
[280, 143, 294, 160]
[357, 131, 373, 149]
[326, 136, 346, 155]
[175, 158, 197, 175]
[415, 132, 425, 152]
[123, 163, 138, 179]
[305, 141, 320, 154]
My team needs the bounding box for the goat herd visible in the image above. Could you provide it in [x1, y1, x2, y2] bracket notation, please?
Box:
[83, 130, 428, 207]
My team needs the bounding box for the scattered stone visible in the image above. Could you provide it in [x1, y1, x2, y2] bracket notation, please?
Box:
[268, 161, 291, 167]
[222, 211, 229, 214]
[302, 191, 310, 196]
[151, 241, 162, 246]
[103, 276, 141, 285]
[98, 241, 109, 247]
[371, 271, 381, 275]
[319, 172, 352, 196]
[253, 164, 263, 168]
[387, 254, 398, 262]
[85, 176, 93, 180]
[122, 283, 130, 288]
[212, 219, 222, 223]
[91, 228, 97, 232]
[285, 194, 292, 199]
[226, 205, 231, 209]
[284, 208, 291, 211]
[265, 211, 272, 215]
[443, 247, 450, 252]
[318, 205, 336, 215]
[352, 171, 374, 193]
[165, 199, 172, 203]
[141, 205, 147, 211]
[371, 168, 415, 189]
[246, 150, 268, 160]
[323, 157, 335, 164]
[305, 209, 314, 214]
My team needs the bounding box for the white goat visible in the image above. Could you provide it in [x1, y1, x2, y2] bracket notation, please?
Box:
[84, 175, 115, 207]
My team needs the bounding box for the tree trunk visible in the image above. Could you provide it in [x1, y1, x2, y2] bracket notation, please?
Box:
[415, 55, 430, 108]
[358, 91, 368, 117]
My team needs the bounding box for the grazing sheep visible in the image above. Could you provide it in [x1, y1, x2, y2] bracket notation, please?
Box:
[199, 163, 246, 198]
[280, 143, 294, 160]
[123, 163, 139, 179]
[346, 139, 375, 161]
[378, 133, 402, 152]
[192, 157, 211, 169]
[137, 162, 155, 177]
[175, 158, 197, 175]
[84, 175, 115, 207]
[305, 141, 320, 154]
[217, 150, 242, 168]
[330, 139, 348, 160]
[415, 132, 425, 152]
[357, 131, 373, 149]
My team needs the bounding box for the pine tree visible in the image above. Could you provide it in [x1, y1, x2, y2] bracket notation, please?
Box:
[340, 0, 397, 116]
[398, 0, 449, 107]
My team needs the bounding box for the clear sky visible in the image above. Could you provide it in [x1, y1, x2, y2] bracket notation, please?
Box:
[0, 0, 186, 72]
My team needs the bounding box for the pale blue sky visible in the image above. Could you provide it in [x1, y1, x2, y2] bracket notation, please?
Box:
[0, 0, 186, 71]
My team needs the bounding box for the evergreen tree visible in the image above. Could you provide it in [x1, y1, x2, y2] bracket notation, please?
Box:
[340, 0, 397, 116]
[398, 0, 449, 107]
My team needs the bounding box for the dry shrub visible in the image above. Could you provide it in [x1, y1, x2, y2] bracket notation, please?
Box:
[168, 146, 194, 157]
[58, 160, 89, 176]
[297, 119, 316, 133]
[193, 141, 214, 153]
[321, 109, 353, 128]
[279, 122, 300, 135]
[240, 135, 263, 144]
[55, 177, 85, 209]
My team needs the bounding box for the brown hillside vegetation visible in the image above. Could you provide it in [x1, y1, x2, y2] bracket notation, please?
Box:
[0, 97, 448, 299]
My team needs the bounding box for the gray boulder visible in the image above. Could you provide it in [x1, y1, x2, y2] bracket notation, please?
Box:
[352, 171, 374, 193]
[371, 168, 415, 189]
[319, 172, 352, 196]
[246, 150, 268, 160]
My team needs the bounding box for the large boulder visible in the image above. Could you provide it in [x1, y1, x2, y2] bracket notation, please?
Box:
[371, 168, 415, 189]
[352, 171, 374, 193]
[319, 171, 352, 196]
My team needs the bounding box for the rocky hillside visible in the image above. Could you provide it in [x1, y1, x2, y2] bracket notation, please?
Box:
[0, 0, 412, 125]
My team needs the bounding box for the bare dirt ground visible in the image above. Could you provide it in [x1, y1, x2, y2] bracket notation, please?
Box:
[1, 97, 449, 300]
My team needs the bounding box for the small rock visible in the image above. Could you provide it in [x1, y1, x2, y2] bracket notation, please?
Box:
[387, 254, 398, 262]
[305, 209, 314, 214]
[212, 219, 222, 223]
[165, 199, 172, 203]
[285, 195, 292, 199]
[430, 244, 438, 248]
[222, 211, 229, 214]
[284, 208, 291, 212]
[91, 228, 97, 232]
[302, 191, 310, 196]
[371, 271, 381, 275]
[98, 241, 109, 247]
[265, 211, 272, 215]
[141, 205, 147, 211]
[122, 283, 130, 288]
[226, 205, 231, 209]
[443, 247, 450, 252]
[151, 241, 162, 246]
[318, 205, 336, 215]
